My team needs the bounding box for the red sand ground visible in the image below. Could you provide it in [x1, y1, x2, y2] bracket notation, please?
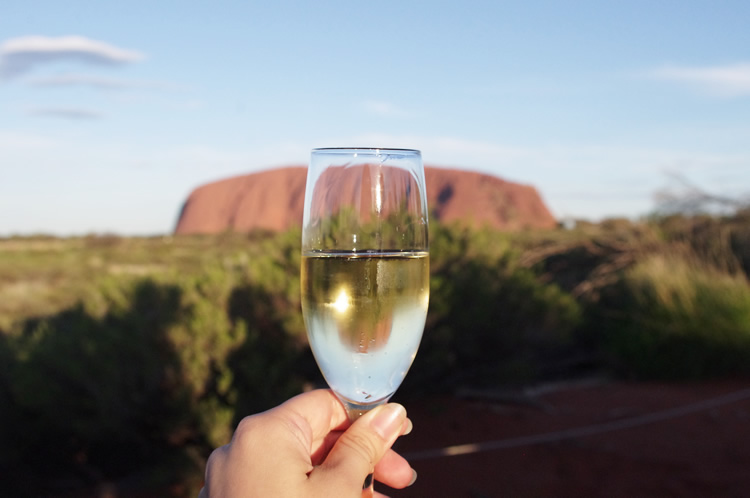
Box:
[381, 381, 750, 498]
[53, 380, 750, 497]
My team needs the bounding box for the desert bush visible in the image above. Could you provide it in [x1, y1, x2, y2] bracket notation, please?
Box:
[0, 234, 313, 494]
[594, 254, 750, 379]
[403, 224, 583, 392]
[3, 216, 750, 495]
[652, 214, 750, 278]
[2, 279, 193, 486]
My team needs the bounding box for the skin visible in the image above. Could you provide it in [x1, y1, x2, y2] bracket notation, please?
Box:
[200, 389, 416, 498]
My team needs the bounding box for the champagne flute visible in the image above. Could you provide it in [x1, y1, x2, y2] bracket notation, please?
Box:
[301, 148, 429, 494]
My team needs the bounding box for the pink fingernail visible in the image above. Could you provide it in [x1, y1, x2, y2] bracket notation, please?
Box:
[408, 469, 418, 486]
[370, 404, 406, 440]
[403, 418, 413, 436]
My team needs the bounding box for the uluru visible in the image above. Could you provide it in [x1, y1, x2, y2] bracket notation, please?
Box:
[174, 166, 557, 234]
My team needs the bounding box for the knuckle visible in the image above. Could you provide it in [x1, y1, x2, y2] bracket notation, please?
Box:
[234, 415, 257, 436]
[338, 431, 379, 466]
[234, 415, 266, 442]
[206, 444, 227, 469]
[229, 416, 264, 454]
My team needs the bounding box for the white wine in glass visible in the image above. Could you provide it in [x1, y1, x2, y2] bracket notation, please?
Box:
[301, 148, 429, 493]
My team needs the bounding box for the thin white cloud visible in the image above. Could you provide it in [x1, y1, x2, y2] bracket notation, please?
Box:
[28, 107, 104, 120]
[0, 130, 64, 149]
[27, 73, 174, 91]
[650, 62, 750, 97]
[362, 100, 413, 118]
[0, 35, 144, 79]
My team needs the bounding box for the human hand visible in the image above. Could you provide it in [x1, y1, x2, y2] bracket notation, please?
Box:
[199, 389, 416, 497]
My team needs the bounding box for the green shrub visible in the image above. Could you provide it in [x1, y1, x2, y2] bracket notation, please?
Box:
[3, 280, 191, 478]
[653, 214, 750, 277]
[403, 224, 582, 392]
[0, 236, 312, 493]
[596, 255, 750, 379]
[3, 217, 750, 495]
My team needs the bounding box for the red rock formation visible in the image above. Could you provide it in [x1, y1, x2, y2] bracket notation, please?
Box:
[175, 167, 307, 235]
[174, 166, 556, 234]
[425, 167, 557, 230]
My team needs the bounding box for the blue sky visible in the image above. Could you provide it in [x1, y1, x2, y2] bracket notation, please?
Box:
[2, 0, 749, 235]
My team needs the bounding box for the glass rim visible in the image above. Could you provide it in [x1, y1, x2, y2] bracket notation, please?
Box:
[311, 147, 421, 155]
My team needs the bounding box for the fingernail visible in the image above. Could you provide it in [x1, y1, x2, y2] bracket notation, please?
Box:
[408, 469, 418, 486]
[403, 418, 413, 436]
[370, 404, 406, 440]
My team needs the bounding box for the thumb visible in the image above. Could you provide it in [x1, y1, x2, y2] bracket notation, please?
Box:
[312, 403, 407, 491]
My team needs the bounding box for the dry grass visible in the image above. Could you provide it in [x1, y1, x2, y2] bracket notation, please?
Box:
[0, 234, 267, 329]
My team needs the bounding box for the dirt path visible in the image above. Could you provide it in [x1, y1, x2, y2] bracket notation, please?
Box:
[382, 380, 750, 497]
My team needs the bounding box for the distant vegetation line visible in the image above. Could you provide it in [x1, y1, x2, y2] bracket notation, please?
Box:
[1, 213, 749, 496]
